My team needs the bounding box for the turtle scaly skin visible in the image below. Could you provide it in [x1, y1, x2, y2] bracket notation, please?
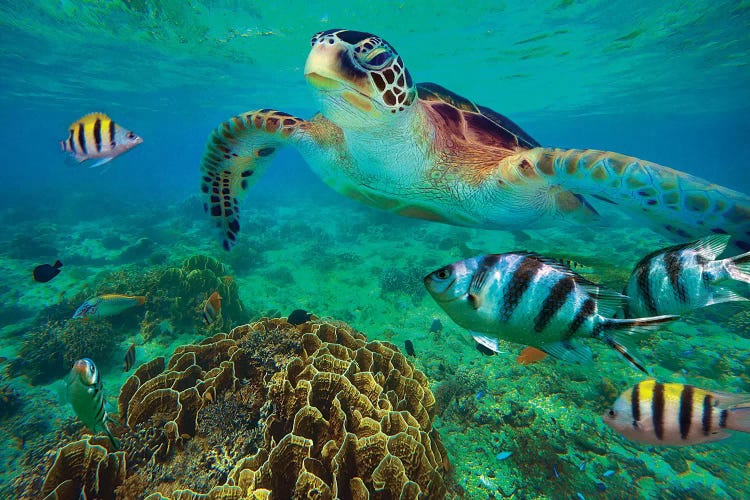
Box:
[200, 29, 750, 253]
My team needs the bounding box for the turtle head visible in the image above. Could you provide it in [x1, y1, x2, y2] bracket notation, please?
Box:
[305, 29, 417, 126]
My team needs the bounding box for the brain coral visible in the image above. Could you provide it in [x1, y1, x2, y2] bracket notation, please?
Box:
[32, 317, 450, 499]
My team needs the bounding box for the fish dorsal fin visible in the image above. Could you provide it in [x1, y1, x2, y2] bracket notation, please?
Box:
[689, 234, 731, 260]
[517, 251, 626, 315]
[707, 389, 750, 408]
[69, 112, 111, 129]
[586, 287, 627, 318]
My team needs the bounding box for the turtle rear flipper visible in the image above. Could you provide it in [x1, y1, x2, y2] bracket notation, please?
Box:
[503, 148, 750, 254]
[200, 110, 311, 250]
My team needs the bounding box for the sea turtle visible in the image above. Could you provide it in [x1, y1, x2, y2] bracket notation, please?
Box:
[199, 29, 750, 253]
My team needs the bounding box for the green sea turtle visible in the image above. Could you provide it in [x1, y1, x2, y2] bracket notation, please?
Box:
[200, 29, 750, 252]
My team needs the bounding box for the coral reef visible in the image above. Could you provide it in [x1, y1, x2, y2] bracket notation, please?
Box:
[41, 436, 126, 499]
[0, 383, 22, 418]
[26, 317, 451, 499]
[137, 254, 250, 340]
[378, 267, 426, 306]
[11, 318, 116, 384]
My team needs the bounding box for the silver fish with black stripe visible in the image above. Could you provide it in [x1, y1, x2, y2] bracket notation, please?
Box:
[424, 252, 678, 373]
[66, 358, 118, 449]
[622, 234, 750, 317]
[604, 379, 750, 446]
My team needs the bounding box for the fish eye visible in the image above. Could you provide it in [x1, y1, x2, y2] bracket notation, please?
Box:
[127, 132, 136, 139]
[608, 409, 616, 418]
[434, 268, 452, 280]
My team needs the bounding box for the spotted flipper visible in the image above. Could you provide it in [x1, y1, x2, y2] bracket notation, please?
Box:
[510, 148, 750, 254]
[199, 110, 310, 250]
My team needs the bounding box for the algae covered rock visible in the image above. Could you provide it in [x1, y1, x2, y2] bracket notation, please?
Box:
[30, 317, 451, 499]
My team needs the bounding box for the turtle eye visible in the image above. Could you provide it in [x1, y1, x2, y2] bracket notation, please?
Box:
[361, 47, 391, 68]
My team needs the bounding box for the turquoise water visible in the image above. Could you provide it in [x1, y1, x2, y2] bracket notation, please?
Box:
[1, 1, 749, 498]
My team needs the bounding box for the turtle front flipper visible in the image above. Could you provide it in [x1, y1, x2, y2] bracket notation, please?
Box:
[506, 148, 750, 253]
[200, 110, 310, 250]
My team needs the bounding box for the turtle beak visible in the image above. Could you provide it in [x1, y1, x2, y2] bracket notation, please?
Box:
[304, 43, 346, 91]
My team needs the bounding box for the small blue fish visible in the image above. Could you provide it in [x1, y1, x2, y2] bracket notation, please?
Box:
[553, 464, 559, 478]
[577, 493, 585, 500]
[578, 461, 586, 471]
[602, 470, 615, 477]
[495, 451, 512, 461]
[475, 390, 486, 400]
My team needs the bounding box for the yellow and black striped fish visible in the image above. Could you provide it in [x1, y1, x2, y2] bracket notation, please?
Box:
[604, 379, 750, 446]
[202, 291, 222, 325]
[123, 343, 136, 372]
[60, 112, 142, 168]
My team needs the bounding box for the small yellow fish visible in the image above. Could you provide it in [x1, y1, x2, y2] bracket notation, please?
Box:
[203, 291, 222, 325]
[605, 380, 750, 446]
[60, 112, 142, 168]
[73, 294, 146, 319]
[123, 343, 136, 372]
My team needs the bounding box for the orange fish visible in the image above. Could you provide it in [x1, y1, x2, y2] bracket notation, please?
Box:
[516, 347, 548, 365]
[203, 291, 222, 325]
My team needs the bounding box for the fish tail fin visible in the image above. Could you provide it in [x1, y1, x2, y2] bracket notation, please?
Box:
[528, 148, 750, 253]
[104, 427, 119, 450]
[53, 260, 63, 269]
[727, 406, 750, 434]
[726, 251, 750, 284]
[598, 315, 679, 373]
[135, 296, 146, 305]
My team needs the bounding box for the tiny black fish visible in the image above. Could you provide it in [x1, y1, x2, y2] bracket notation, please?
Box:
[404, 340, 416, 357]
[123, 343, 136, 372]
[288, 309, 312, 325]
[33, 260, 62, 283]
[429, 318, 443, 334]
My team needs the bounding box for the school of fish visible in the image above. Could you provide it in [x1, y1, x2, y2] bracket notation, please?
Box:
[424, 237, 750, 445]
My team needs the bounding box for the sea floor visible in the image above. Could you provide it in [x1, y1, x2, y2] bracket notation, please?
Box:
[1, 184, 749, 498]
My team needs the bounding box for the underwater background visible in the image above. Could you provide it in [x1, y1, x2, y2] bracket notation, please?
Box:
[1, 1, 749, 498]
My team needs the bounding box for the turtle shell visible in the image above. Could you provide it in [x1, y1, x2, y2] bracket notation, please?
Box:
[417, 82, 540, 149]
